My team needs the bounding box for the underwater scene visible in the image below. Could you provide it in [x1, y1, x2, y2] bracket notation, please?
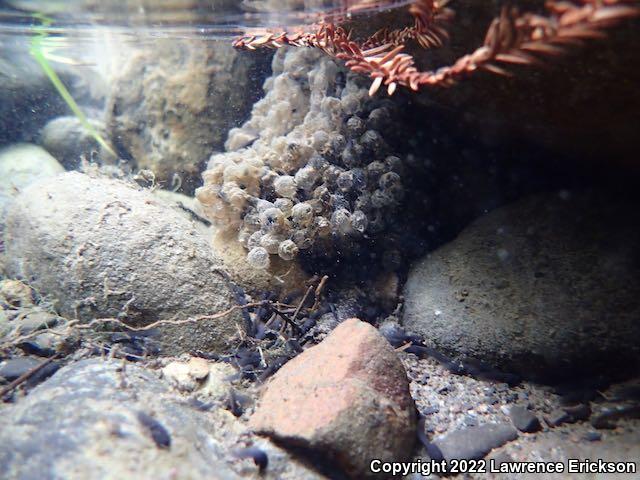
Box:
[0, 0, 639, 478]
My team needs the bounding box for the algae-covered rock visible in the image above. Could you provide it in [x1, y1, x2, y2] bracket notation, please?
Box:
[106, 38, 270, 193]
[3, 171, 245, 354]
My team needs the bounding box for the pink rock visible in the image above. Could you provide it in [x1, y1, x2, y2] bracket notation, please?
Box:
[250, 318, 416, 477]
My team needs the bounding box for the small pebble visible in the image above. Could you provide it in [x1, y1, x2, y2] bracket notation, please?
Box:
[437, 385, 453, 395]
[463, 414, 478, 426]
[484, 395, 499, 405]
[508, 405, 542, 433]
[233, 446, 268, 473]
[0, 357, 41, 381]
[422, 405, 439, 415]
[583, 431, 602, 442]
[563, 403, 592, 422]
[546, 409, 570, 427]
[432, 423, 518, 461]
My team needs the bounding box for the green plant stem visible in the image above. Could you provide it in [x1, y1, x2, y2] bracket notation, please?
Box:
[30, 14, 116, 157]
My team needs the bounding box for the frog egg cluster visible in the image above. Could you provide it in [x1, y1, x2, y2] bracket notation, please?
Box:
[196, 48, 408, 269]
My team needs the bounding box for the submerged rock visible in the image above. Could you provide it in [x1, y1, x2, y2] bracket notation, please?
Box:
[250, 318, 416, 478]
[106, 39, 269, 193]
[431, 423, 518, 462]
[508, 405, 542, 433]
[0, 358, 327, 480]
[0, 143, 64, 217]
[403, 191, 640, 380]
[41, 115, 112, 170]
[3, 171, 244, 354]
[0, 356, 60, 388]
[0, 279, 34, 308]
[161, 357, 214, 393]
[0, 356, 41, 381]
[0, 55, 67, 145]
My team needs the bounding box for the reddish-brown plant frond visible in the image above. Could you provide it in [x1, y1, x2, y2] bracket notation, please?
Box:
[233, 0, 640, 95]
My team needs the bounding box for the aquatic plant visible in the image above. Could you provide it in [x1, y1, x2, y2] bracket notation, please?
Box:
[233, 0, 640, 95]
[30, 14, 116, 157]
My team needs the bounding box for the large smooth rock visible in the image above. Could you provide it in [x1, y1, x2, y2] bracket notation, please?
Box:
[40, 115, 111, 170]
[0, 358, 326, 480]
[0, 143, 64, 216]
[250, 318, 416, 478]
[3, 171, 244, 354]
[403, 191, 640, 380]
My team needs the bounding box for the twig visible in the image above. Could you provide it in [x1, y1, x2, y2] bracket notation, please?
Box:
[271, 308, 301, 334]
[292, 286, 314, 324]
[72, 302, 264, 333]
[312, 275, 329, 310]
[395, 342, 413, 352]
[0, 354, 60, 399]
[0, 302, 264, 352]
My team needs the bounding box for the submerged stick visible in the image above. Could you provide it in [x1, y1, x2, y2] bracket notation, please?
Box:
[0, 354, 60, 399]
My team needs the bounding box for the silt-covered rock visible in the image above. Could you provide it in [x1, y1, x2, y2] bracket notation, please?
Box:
[3, 171, 245, 354]
[403, 191, 640, 380]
